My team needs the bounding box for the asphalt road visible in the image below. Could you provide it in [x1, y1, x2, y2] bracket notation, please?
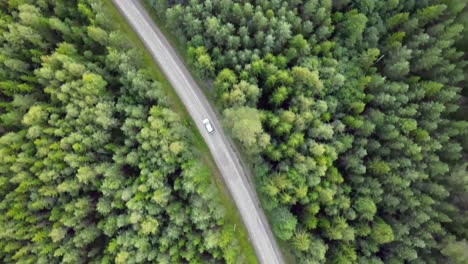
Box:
[112, 1, 285, 263]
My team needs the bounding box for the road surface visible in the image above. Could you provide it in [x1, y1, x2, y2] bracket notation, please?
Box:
[111, 1, 285, 264]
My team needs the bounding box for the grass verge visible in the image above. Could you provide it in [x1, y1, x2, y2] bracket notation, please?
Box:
[102, 1, 258, 263]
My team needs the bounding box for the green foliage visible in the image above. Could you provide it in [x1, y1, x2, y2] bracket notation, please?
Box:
[6, 0, 463, 262]
[0, 1, 248, 263]
[371, 220, 394, 245]
[150, 0, 468, 262]
[353, 197, 377, 221]
[292, 230, 311, 252]
[187, 46, 215, 78]
[224, 107, 270, 154]
[337, 9, 368, 47]
[442, 240, 468, 264]
[271, 207, 298, 241]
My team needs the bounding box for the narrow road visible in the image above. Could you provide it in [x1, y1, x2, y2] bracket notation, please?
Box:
[112, 1, 285, 264]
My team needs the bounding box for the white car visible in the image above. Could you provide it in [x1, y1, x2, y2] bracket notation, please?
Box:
[203, 118, 215, 134]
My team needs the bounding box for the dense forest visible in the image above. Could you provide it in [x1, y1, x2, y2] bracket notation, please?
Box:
[0, 0, 249, 263]
[147, 0, 468, 263]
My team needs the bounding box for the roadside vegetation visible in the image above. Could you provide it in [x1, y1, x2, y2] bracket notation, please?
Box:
[146, 0, 468, 263]
[0, 0, 255, 263]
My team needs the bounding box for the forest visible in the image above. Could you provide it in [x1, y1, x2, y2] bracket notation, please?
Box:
[146, 0, 468, 263]
[0, 0, 251, 263]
